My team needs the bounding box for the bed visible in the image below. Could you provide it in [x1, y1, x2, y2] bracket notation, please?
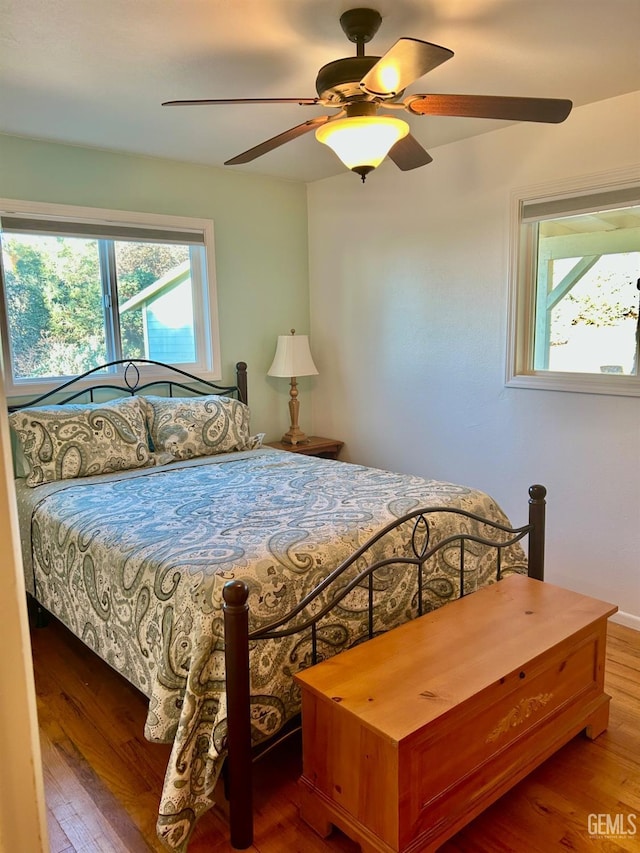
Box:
[8, 359, 546, 852]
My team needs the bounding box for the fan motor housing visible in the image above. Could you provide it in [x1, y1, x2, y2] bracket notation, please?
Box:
[315, 56, 381, 103]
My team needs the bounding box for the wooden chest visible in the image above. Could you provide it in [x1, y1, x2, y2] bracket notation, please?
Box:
[294, 575, 617, 853]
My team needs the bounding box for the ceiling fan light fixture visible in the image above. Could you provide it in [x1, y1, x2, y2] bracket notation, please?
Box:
[315, 115, 409, 180]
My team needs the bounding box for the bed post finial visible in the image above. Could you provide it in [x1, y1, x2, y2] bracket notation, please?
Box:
[236, 362, 248, 406]
[222, 579, 253, 849]
[527, 484, 546, 581]
[223, 578, 249, 608]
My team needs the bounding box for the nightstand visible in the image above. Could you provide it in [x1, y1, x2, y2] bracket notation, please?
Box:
[266, 436, 343, 460]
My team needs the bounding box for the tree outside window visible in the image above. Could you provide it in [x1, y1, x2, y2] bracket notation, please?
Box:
[0, 202, 218, 393]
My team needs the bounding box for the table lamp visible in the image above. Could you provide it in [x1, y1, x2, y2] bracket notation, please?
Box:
[268, 329, 318, 445]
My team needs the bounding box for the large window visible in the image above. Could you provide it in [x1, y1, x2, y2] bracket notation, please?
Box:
[507, 175, 640, 396]
[0, 200, 220, 394]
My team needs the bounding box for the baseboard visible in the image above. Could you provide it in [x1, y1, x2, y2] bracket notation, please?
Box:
[609, 611, 640, 631]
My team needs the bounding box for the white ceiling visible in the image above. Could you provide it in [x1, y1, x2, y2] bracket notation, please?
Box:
[1, 0, 639, 183]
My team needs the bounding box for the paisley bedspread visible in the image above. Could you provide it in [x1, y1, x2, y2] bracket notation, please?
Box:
[16, 447, 527, 850]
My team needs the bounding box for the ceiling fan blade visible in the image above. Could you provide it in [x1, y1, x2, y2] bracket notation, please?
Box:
[224, 115, 332, 165]
[162, 97, 320, 106]
[388, 133, 433, 170]
[406, 94, 573, 123]
[360, 38, 454, 98]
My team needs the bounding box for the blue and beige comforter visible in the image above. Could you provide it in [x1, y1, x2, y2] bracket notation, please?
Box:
[15, 447, 526, 850]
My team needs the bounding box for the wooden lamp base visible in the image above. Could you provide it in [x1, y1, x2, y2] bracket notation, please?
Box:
[281, 376, 309, 446]
[281, 427, 309, 446]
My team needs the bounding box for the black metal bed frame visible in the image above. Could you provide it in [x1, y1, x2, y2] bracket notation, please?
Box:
[222, 484, 546, 849]
[7, 357, 248, 411]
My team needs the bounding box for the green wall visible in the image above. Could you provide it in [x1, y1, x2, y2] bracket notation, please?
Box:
[0, 133, 310, 439]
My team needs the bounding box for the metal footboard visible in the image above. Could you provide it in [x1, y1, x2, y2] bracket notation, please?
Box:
[222, 484, 546, 848]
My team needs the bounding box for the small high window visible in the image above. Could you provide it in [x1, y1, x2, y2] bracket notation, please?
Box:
[0, 200, 220, 395]
[507, 177, 640, 396]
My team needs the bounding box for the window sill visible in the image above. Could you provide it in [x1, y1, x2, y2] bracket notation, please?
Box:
[506, 371, 640, 397]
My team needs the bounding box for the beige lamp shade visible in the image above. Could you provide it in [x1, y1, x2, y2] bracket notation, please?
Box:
[268, 331, 318, 378]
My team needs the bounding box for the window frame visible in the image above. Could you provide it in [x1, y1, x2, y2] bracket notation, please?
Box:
[506, 166, 640, 397]
[0, 198, 221, 397]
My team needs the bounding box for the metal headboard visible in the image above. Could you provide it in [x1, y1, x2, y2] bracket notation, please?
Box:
[7, 358, 248, 411]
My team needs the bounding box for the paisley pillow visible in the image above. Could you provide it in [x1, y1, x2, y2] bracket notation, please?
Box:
[9, 396, 152, 487]
[143, 395, 257, 460]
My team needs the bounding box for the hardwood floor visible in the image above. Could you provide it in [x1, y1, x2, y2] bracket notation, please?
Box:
[32, 618, 639, 853]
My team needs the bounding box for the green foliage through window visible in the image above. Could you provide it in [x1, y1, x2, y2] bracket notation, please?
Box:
[1, 233, 194, 380]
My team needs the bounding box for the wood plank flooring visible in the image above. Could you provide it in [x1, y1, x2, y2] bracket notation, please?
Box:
[31, 617, 639, 853]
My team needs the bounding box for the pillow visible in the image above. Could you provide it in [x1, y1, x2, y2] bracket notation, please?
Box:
[143, 394, 257, 460]
[10, 424, 31, 479]
[9, 396, 152, 487]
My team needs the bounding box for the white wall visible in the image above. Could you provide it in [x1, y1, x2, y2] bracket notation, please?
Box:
[307, 91, 640, 626]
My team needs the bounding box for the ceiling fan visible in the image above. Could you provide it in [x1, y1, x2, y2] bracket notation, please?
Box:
[162, 8, 573, 181]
